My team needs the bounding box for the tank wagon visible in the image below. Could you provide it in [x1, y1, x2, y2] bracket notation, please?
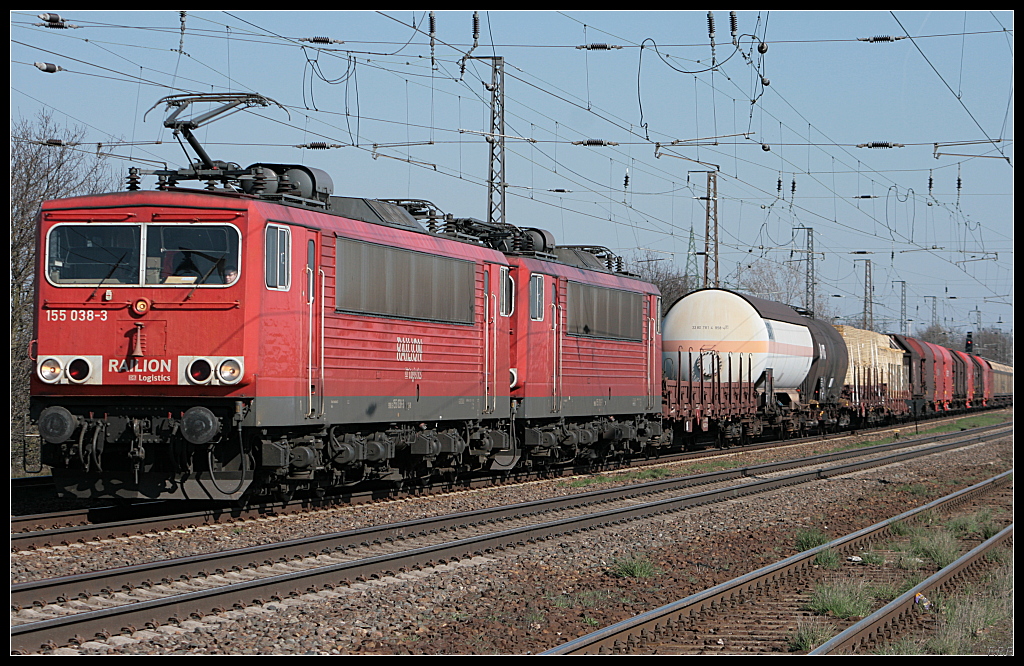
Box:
[661, 288, 848, 443]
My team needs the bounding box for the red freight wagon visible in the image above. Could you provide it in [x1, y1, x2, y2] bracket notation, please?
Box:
[950, 350, 975, 409]
[966, 354, 989, 408]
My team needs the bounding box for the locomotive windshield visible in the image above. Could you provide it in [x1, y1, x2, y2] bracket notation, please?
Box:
[47, 223, 241, 287]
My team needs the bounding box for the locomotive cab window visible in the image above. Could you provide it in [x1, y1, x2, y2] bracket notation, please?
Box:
[47, 224, 142, 285]
[145, 224, 239, 286]
[46, 223, 239, 287]
[265, 224, 291, 290]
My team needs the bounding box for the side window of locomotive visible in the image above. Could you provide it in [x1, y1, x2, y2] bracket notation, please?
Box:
[566, 282, 642, 340]
[335, 237, 475, 324]
[144, 224, 239, 286]
[529, 274, 544, 321]
[500, 266, 514, 317]
[306, 240, 316, 303]
[265, 224, 291, 290]
[46, 224, 142, 285]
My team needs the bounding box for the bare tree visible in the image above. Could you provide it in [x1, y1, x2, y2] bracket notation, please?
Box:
[915, 324, 955, 349]
[628, 250, 693, 315]
[731, 256, 838, 321]
[974, 328, 1013, 365]
[10, 111, 118, 475]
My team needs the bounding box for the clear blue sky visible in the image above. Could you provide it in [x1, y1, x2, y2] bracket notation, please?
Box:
[11, 10, 1014, 339]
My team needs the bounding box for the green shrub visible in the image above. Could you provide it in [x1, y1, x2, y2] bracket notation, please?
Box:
[610, 554, 661, 579]
[788, 616, 837, 652]
[796, 528, 831, 551]
[807, 580, 873, 619]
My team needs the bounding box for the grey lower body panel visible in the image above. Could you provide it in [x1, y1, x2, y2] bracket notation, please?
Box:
[52, 469, 253, 500]
[246, 394, 510, 429]
[516, 394, 660, 421]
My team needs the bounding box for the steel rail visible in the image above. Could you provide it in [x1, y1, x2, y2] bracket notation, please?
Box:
[542, 469, 1013, 654]
[810, 523, 1014, 655]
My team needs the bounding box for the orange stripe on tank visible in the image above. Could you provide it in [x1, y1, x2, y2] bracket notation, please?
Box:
[663, 339, 812, 357]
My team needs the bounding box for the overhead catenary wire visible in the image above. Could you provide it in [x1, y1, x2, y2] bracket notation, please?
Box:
[12, 11, 1010, 326]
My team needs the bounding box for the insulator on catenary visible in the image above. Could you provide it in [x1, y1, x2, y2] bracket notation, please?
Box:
[707, 11, 715, 38]
[473, 12, 480, 41]
[857, 142, 905, 149]
[300, 36, 343, 44]
[296, 142, 341, 149]
[730, 11, 738, 39]
[623, 170, 630, 189]
[36, 13, 77, 28]
[573, 139, 619, 146]
[576, 43, 622, 50]
[858, 35, 907, 43]
[34, 62, 64, 73]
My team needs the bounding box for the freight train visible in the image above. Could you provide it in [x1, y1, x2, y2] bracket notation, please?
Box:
[29, 97, 1011, 501]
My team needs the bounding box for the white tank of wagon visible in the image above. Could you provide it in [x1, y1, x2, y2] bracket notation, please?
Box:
[662, 288, 814, 390]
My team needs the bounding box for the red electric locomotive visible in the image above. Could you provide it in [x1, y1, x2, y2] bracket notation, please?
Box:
[30, 94, 664, 501]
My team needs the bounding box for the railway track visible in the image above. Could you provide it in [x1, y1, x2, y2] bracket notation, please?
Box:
[12, 414, 1010, 551]
[543, 471, 1013, 655]
[11, 423, 1011, 654]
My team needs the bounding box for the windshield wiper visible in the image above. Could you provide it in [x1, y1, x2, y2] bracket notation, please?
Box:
[184, 254, 226, 301]
[87, 251, 129, 301]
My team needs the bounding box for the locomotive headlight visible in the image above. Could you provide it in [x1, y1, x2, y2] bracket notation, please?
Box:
[187, 358, 213, 384]
[66, 357, 92, 383]
[132, 297, 151, 316]
[39, 357, 63, 383]
[217, 358, 243, 384]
